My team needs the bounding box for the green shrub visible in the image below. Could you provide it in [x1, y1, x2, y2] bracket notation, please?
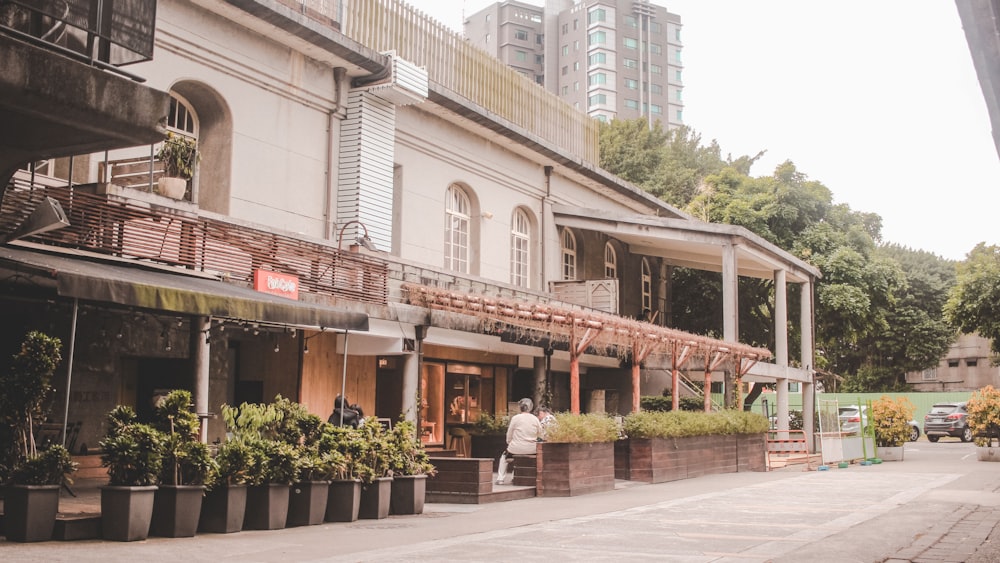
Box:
[623, 410, 768, 439]
[470, 412, 509, 435]
[543, 413, 619, 443]
[639, 395, 704, 412]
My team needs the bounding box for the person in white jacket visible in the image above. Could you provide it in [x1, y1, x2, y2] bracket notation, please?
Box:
[497, 398, 541, 484]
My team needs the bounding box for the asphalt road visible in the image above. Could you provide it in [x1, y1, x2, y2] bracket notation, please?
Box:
[4, 439, 998, 562]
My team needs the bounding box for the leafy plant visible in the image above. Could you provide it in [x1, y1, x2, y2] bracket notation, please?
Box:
[211, 439, 253, 488]
[623, 409, 769, 439]
[543, 413, 619, 443]
[871, 395, 915, 448]
[469, 412, 509, 436]
[387, 420, 436, 476]
[9, 444, 77, 486]
[153, 390, 215, 486]
[0, 332, 75, 486]
[317, 424, 368, 481]
[967, 385, 1000, 447]
[99, 405, 164, 486]
[219, 396, 306, 485]
[355, 422, 393, 483]
[640, 395, 705, 412]
[156, 132, 199, 179]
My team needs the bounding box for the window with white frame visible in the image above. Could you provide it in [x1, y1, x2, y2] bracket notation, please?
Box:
[444, 184, 471, 273]
[604, 242, 617, 279]
[641, 258, 652, 313]
[510, 209, 530, 288]
[589, 30, 606, 45]
[167, 94, 198, 136]
[589, 52, 607, 65]
[561, 228, 577, 280]
[515, 29, 529, 41]
[588, 8, 606, 24]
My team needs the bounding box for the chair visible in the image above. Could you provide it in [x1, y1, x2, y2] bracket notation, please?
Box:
[448, 426, 469, 457]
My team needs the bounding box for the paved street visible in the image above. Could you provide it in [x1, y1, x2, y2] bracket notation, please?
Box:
[3, 440, 1000, 562]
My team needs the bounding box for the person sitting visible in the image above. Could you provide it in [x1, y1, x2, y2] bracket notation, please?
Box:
[497, 398, 542, 485]
[328, 395, 360, 428]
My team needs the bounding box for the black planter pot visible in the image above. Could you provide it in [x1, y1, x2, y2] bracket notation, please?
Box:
[389, 474, 427, 515]
[358, 477, 392, 520]
[325, 479, 361, 522]
[3, 484, 60, 542]
[243, 483, 290, 530]
[100, 485, 158, 542]
[150, 484, 205, 537]
[198, 484, 247, 534]
[286, 480, 329, 527]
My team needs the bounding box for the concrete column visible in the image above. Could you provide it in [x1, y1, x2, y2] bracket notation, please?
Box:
[401, 352, 418, 423]
[533, 356, 547, 408]
[775, 269, 789, 431]
[192, 316, 211, 443]
[800, 280, 816, 452]
[722, 243, 738, 407]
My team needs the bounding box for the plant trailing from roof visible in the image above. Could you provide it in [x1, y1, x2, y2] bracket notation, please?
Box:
[967, 385, 1000, 447]
[156, 132, 199, 179]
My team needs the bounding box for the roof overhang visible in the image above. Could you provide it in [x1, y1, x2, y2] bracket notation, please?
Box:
[0, 245, 369, 330]
[553, 205, 821, 283]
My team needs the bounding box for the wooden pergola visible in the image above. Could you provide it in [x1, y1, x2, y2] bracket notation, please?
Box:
[404, 283, 772, 413]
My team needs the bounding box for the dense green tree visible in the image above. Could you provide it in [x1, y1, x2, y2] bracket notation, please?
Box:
[945, 243, 1000, 354]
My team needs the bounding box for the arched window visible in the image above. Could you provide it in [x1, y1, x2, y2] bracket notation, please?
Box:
[166, 94, 198, 137]
[561, 228, 577, 281]
[641, 258, 652, 315]
[510, 208, 531, 288]
[604, 242, 617, 279]
[444, 184, 471, 273]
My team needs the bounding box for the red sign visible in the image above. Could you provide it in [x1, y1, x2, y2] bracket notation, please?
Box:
[253, 269, 299, 300]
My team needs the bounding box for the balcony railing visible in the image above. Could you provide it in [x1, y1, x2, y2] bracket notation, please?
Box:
[1, 176, 387, 305]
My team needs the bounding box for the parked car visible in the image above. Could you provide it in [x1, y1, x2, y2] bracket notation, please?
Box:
[838, 405, 867, 435]
[838, 406, 920, 441]
[923, 402, 972, 442]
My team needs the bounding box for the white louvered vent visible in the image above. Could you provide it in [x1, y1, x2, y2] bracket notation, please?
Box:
[366, 51, 428, 106]
[337, 90, 395, 252]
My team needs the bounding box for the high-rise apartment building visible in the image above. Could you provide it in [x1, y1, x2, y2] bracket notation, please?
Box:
[465, 0, 683, 128]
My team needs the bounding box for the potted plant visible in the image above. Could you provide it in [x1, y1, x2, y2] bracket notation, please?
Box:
[357, 422, 394, 520]
[198, 438, 252, 533]
[388, 420, 436, 515]
[469, 412, 509, 471]
[155, 132, 198, 199]
[149, 389, 215, 537]
[0, 331, 77, 542]
[320, 424, 365, 523]
[619, 410, 769, 484]
[98, 405, 165, 541]
[967, 385, 1000, 461]
[221, 397, 301, 530]
[536, 412, 619, 497]
[871, 395, 915, 461]
[286, 407, 336, 527]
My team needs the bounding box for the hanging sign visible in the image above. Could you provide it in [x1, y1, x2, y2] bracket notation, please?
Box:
[253, 269, 299, 300]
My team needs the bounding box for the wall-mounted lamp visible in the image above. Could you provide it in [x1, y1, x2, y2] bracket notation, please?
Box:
[337, 220, 378, 252]
[481, 211, 494, 220]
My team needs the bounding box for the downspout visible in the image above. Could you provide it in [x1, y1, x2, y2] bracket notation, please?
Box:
[60, 299, 78, 448]
[325, 67, 348, 240]
[542, 165, 553, 289]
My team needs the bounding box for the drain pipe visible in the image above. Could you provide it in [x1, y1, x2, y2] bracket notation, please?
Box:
[325, 67, 347, 240]
[542, 166, 553, 287]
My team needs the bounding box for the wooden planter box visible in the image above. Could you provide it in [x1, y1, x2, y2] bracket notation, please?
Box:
[616, 434, 766, 483]
[470, 434, 507, 471]
[536, 442, 615, 497]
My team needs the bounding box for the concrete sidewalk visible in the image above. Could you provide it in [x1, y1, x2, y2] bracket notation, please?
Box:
[3, 442, 1000, 562]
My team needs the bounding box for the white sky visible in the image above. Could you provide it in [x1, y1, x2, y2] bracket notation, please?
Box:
[406, 0, 1000, 261]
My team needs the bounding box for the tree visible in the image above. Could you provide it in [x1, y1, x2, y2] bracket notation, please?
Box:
[945, 243, 1000, 354]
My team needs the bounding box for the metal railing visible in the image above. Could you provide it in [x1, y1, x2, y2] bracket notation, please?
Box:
[1, 177, 388, 305]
